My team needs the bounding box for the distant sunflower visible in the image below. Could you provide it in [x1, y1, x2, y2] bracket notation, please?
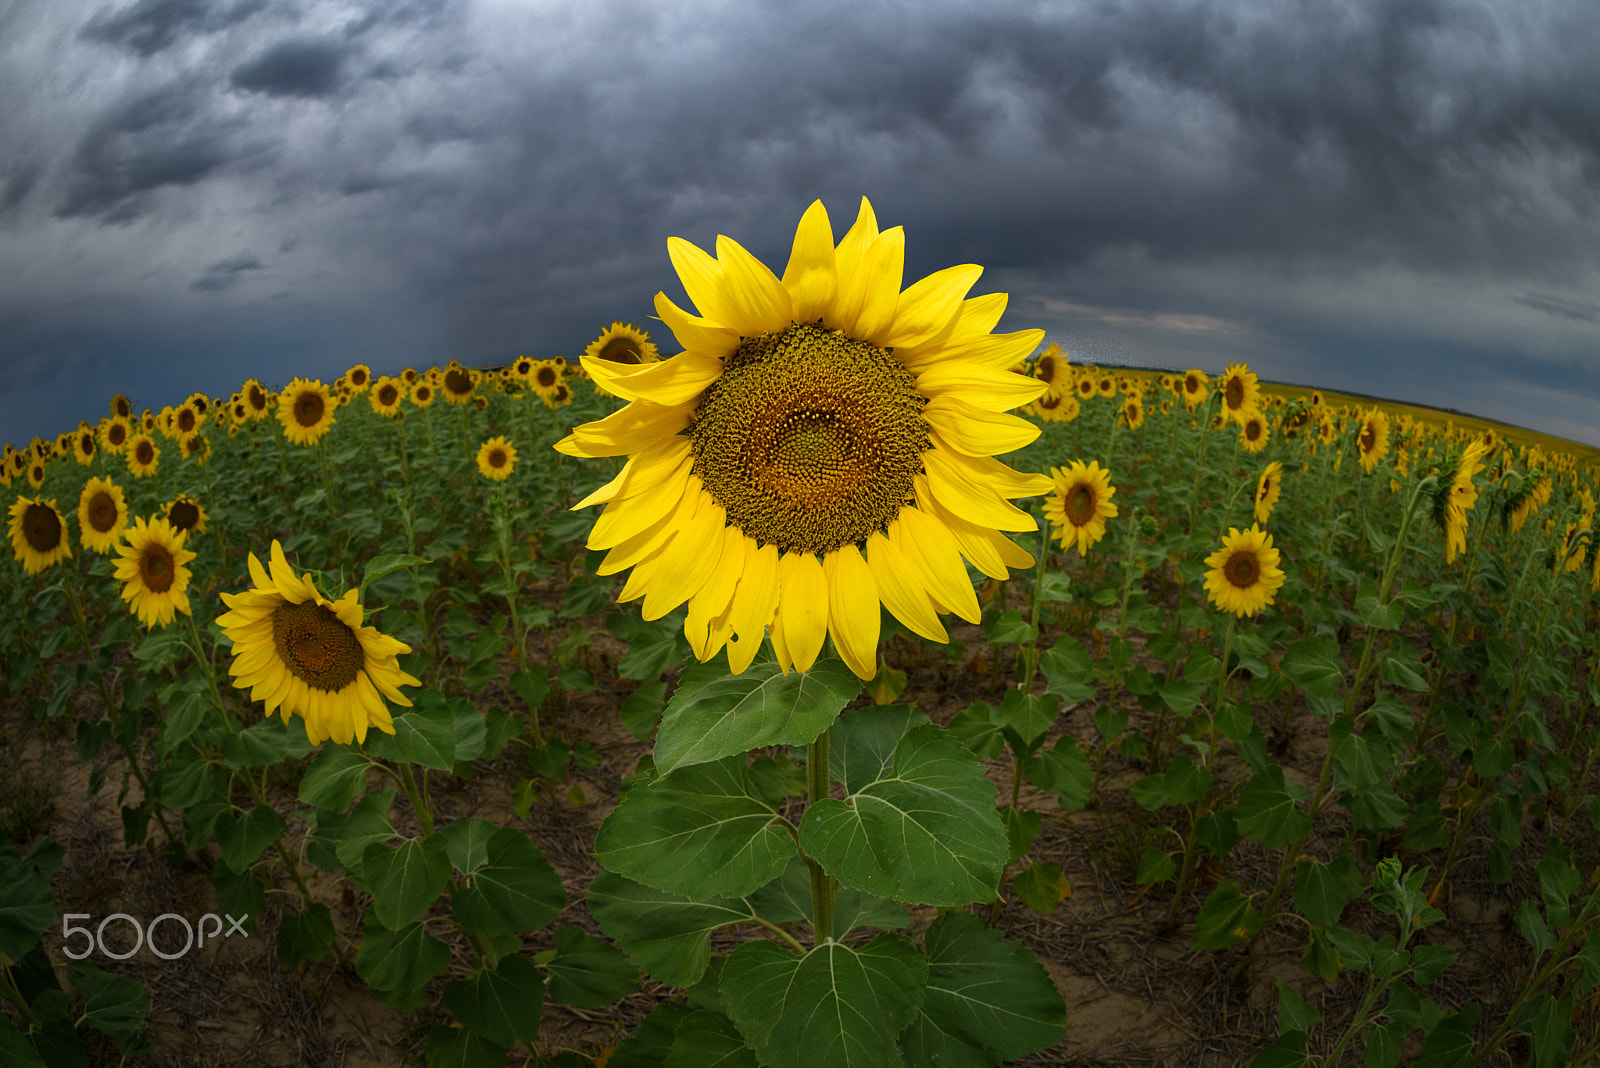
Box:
[557, 197, 1048, 679]
[78, 476, 129, 554]
[1561, 522, 1587, 574]
[1218, 363, 1259, 425]
[548, 382, 573, 408]
[1096, 372, 1116, 398]
[1239, 413, 1269, 453]
[476, 436, 518, 481]
[1506, 471, 1551, 534]
[279, 378, 337, 446]
[216, 541, 421, 746]
[163, 494, 209, 536]
[112, 516, 195, 629]
[1253, 461, 1283, 525]
[1318, 414, 1337, 447]
[585, 322, 660, 368]
[241, 379, 271, 421]
[345, 364, 372, 393]
[74, 429, 97, 466]
[370, 376, 405, 418]
[9, 496, 73, 574]
[110, 393, 133, 421]
[173, 401, 203, 442]
[1204, 525, 1285, 618]
[181, 434, 210, 464]
[1075, 373, 1097, 401]
[1043, 460, 1118, 556]
[101, 416, 130, 455]
[26, 460, 45, 489]
[401, 367, 419, 386]
[126, 433, 160, 478]
[410, 380, 436, 409]
[442, 361, 476, 405]
[1121, 394, 1145, 430]
[530, 359, 565, 403]
[1033, 343, 1068, 394]
[1033, 390, 1079, 423]
[512, 355, 536, 380]
[1357, 409, 1390, 474]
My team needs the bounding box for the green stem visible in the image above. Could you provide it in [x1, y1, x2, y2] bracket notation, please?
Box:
[1016, 513, 1053, 690]
[397, 763, 435, 837]
[806, 725, 837, 946]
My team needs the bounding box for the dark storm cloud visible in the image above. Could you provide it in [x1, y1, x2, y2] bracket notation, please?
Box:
[0, 165, 38, 216]
[191, 253, 263, 292]
[229, 37, 349, 98]
[78, 0, 265, 57]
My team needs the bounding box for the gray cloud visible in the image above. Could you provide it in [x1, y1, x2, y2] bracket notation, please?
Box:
[192, 253, 263, 292]
[230, 37, 349, 98]
[78, 0, 265, 56]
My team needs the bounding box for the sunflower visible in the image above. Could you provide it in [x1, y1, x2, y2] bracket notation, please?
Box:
[26, 460, 45, 489]
[1043, 460, 1118, 556]
[442, 361, 476, 405]
[1506, 472, 1551, 534]
[78, 477, 130, 554]
[173, 401, 203, 442]
[410, 380, 436, 409]
[8, 497, 73, 574]
[548, 382, 573, 408]
[1032, 390, 1079, 423]
[477, 436, 518, 481]
[111, 516, 195, 628]
[1121, 394, 1145, 430]
[557, 198, 1049, 680]
[1074, 373, 1097, 402]
[1317, 414, 1337, 448]
[163, 494, 209, 536]
[73, 429, 97, 466]
[530, 359, 565, 402]
[278, 378, 337, 446]
[369, 376, 405, 418]
[345, 364, 372, 393]
[1218, 363, 1259, 425]
[181, 434, 211, 464]
[110, 393, 133, 421]
[125, 433, 160, 478]
[1033, 343, 1068, 393]
[1357, 409, 1390, 474]
[1203, 525, 1285, 618]
[1239, 413, 1269, 453]
[216, 541, 421, 745]
[1560, 522, 1587, 574]
[1253, 461, 1283, 525]
[512, 355, 536, 380]
[240, 378, 271, 421]
[585, 322, 660, 368]
[1096, 372, 1117, 398]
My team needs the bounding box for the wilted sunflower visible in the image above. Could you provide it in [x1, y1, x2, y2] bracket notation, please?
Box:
[1043, 460, 1118, 556]
[73, 429, 97, 466]
[1253, 461, 1283, 525]
[1357, 409, 1390, 474]
[279, 378, 337, 446]
[1032, 390, 1079, 423]
[112, 516, 195, 628]
[557, 197, 1049, 680]
[585, 322, 660, 368]
[125, 433, 160, 478]
[163, 494, 209, 535]
[1204, 525, 1285, 618]
[1121, 394, 1145, 430]
[8, 496, 73, 574]
[1033, 343, 1068, 393]
[369, 376, 405, 418]
[476, 436, 518, 481]
[411, 380, 436, 409]
[216, 541, 421, 745]
[78, 477, 129, 554]
[442, 361, 476, 405]
[1218, 363, 1259, 425]
[1239, 413, 1269, 453]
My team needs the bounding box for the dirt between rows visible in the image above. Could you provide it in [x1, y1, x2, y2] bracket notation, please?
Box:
[0, 575, 1576, 1067]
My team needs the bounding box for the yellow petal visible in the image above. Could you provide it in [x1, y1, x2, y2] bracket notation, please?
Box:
[915, 480, 1034, 580]
[777, 551, 828, 672]
[931, 437, 1055, 499]
[641, 497, 727, 621]
[913, 363, 1047, 413]
[923, 395, 1040, 456]
[654, 290, 739, 355]
[832, 197, 879, 289]
[598, 482, 703, 576]
[892, 507, 981, 623]
[574, 437, 692, 512]
[922, 447, 1038, 531]
[558, 400, 692, 460]
[881, 263, 983, 349]
[894, 292, 1010, 368]
[668, 235, 732, 326]
[715, 234, 794, 335]
[781, 200, 837, 323]
[685, 525, 746, 661]
[835, 227, 903, 343]
[728, 538, 781, 646]
[823, 545, 881, 681]
[583, 350, 723, 407]
[588, 457, 695, 550]
[865, 532, 948, 643]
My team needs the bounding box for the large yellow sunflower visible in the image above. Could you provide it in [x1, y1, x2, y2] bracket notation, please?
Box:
[585, 322, 660, 368]
[112, 516, 196, 628]
[1218, 363, 1259, 425]
[78, 477, 130, 554]
[1357, 409, 1390, 474]
[557, 197, 1049, 680]
[1442, 437, 1490, 563]
[125, 433, 160, 478]
[1253, 461, 1283, 525]
[476, 436, 518, 481]
[1239, 413, 1269, 453]
[279, 378, 337, 446]
[1204, 525, 1285, 617]
[8, 497, 73, 575]
[216, 541, 421, 746]
[1042, 460, 1118, 556]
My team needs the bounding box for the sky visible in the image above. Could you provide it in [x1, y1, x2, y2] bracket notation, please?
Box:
[2, 0, 1598, 448]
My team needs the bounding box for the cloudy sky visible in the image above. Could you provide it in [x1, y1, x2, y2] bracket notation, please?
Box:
[3, 0, 1597, 449]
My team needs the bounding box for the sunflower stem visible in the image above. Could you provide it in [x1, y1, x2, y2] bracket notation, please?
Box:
[398, 763, 434, 837]
[806, 724, 837, 946]
[1017, 508, 1054, 691]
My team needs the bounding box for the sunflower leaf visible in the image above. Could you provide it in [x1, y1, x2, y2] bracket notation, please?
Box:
[358, 553, 429, 601]
[586, 870, 761, 988]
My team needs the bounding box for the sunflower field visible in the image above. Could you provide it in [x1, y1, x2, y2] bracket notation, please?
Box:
[3, 198, 1600, 1067]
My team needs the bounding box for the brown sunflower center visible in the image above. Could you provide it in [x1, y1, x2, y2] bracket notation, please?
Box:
[416, 385, 431, 401]
[1360, 424, 1377, 452]
[272, 601, 365, 693]
[1225, 377, 1245, 410]
[351, 369, 368, 387]
[177, 409, 196, 433]
[294, 391, 325, 428]
[88, 491, 119, 532]
[109, 424, 128, 447]
[1185, 373, 1201, 394]
[377, 384, 399, 406]
[444, 369, 472, 395]
[22, 504, 62, 552]
[79, 433, 95, 456]
[248, 385, 267, 411]
[1038, 393, 1062, 411]
[1065, 484, 1096, 526]
[135, 440, 154, 465]
[168, 500, 200, 531]
[140, 544, 175, 593]
[690, 322, 928, 555]
[1258, 476, 1273, 501]
[488, 448, 507, 468]
[114, 397, 131, 418]
[597, 337, 643, 364]
[1224, 550, 1260, 589]
[536, 367, 558, 387]
[1246, 420, 1262, 441]
[1037, 355, 1056, 383]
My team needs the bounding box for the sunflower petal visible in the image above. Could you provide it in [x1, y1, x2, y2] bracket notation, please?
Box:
[781, 200, 837, 323]
[881, 263, 983, 349]
[587, 458, 695, 550]
[728, 538, 781, 648]
[583, 351, 723, 407]
[558, 400, 692, 460]
[865, 532, 948, 643]
[777, 551, 828, 673]
[914, 363, 1047, 413]
[574, 437, 692, 511]
[823, 545, 880, 681]
[685, 525, 746, 661]
[667, 236, 732, 326]
[640, 498, 727, 621]
[715, 234, 794, 335]
[923, 395, 1040, 456]
[922, 448, 1039, 532]
[836, 227, 904, 343]
[892, 508, 981, 623]
[654, 291, 739, 355]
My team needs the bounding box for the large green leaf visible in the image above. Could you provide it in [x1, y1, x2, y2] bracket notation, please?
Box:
[720, 935, 927, 1068]
[828, 706, 931, 795]
[1192, 880, 1262, 951]
[665, 1011, 760, 1068]
[1278, 638, 1344, 701]
[1234, 766, 1311, 849]
[215, 804, 289, 874]
[0, 855, 55, 959]
[364, 834, 453, 929]
[542, 926, 641, 1008]
[297, 745, 375, 814]
[440, 817, 500, 874]
[452, 828, 565, 938]
[309, 787, 396, 882]
[355, 919, 452, 996]
[586, 870, 761, 988]
[595, 755, 792, 899]
[799, 724, 1007, 907]
[443, 954, 545, 1048]
[747, 856, 911, 938]
[365, 697, 457, 770]
[654, 657, 860, 775]
[900, 911, 1068, 1066]
[67, 960, 149, 1049]
[1023, 735, 1092, 812]
[1291, 852, 1364, 928]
